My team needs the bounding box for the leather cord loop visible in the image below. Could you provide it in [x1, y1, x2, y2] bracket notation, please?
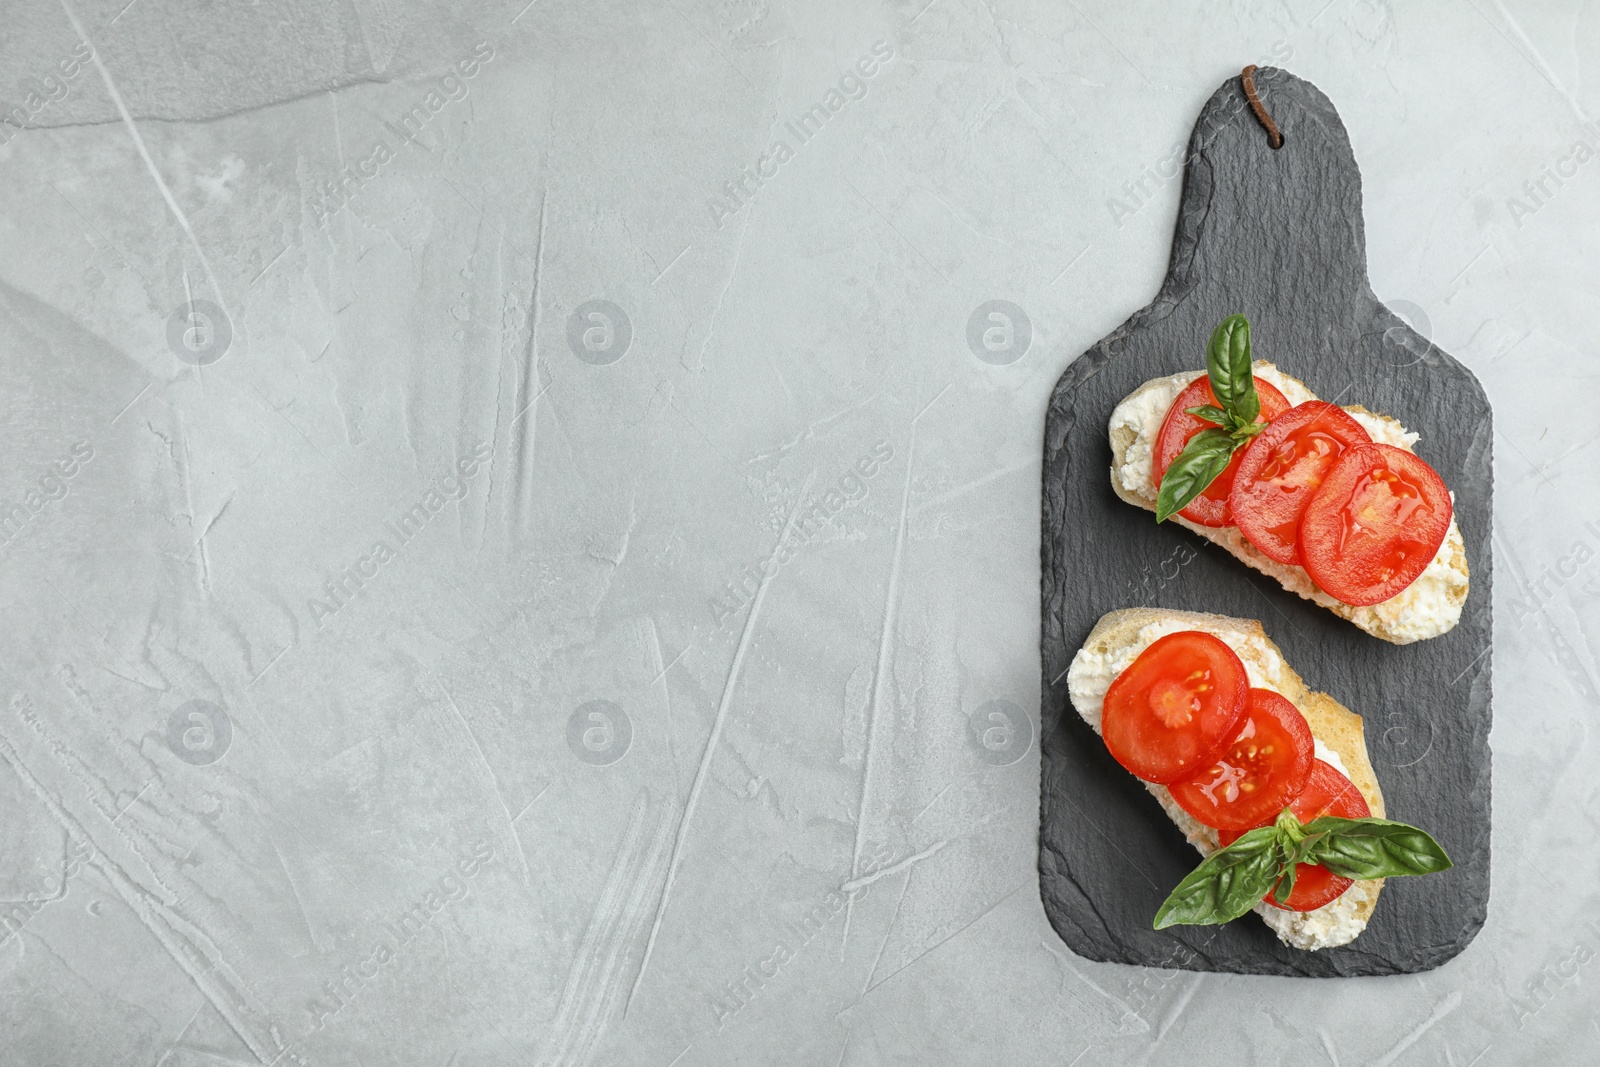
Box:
[1241, 65, 1284, 149]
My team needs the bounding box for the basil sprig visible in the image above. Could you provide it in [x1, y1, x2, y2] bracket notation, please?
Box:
[1153, 807, 1452, 929]
[1154, 314, 1272, 523]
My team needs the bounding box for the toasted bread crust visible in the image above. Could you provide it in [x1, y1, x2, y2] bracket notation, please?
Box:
[1108, 368, 1469, 645]
[1074, 608, 1385, 945]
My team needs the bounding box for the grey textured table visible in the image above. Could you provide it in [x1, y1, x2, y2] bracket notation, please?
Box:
[0, 1, 1594, 1064]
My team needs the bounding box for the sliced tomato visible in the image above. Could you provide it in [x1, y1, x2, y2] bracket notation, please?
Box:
[1299, 443, 1453, 606]
[1168, 688, 1313, 831]
[1229, 402, 1371, 564]
[1102, 631, 1249, 784]
[1219, 759, 1372, 912]
[1154, 375, 1291, 527]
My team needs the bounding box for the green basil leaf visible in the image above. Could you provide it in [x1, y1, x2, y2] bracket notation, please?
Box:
[1205, 315, 1260, 425]
[1235, 384, 1261, 425]
[1271, 860, 1298, 904]
[1300, 817, 1454, 880]
[1155, 428, 1239, 523]
[1153, 826, 1284, 929]
[1183, 404, 1231, 426]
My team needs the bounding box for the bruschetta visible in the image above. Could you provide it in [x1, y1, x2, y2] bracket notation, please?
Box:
[1108, 315, 1468, 644]
[1066, 607, 1451, 950]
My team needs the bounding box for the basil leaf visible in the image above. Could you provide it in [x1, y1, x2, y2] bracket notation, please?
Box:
[1155, 428, 1239, 523]
[1271, 861, 1298, 904]
[1300, 817, 1454, 880]
[1205, 315, 1260, 425]
[1183, 404, 1231, 426]
[1153, 826, 1283, 929]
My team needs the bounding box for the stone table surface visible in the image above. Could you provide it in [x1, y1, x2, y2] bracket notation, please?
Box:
[0, 1, 1594, 1064]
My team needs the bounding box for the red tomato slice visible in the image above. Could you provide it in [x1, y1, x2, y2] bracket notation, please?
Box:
[1219, 759, 1371, 912]
[1168, 688, 1313, 831]
[1299, 443, 1453, 606]
[1229, 402, 1371, 565]
[1154, 375, 1291, 527]
[1102, 631, 1249, 784]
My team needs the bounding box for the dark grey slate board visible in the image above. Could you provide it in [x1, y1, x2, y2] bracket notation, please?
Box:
[1038, 67, 1492, 977]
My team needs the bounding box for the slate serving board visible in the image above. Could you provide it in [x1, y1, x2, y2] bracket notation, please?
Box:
[1038, 67, 1492, 977]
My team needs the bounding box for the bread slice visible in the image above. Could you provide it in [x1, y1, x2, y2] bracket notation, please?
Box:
[1066, 607, 1384, 950]
[1107, 362, 1469, 644]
